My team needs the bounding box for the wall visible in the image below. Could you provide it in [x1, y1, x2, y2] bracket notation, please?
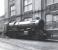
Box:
[41, 0, 46, 21]
[5, 0, 9, 18]
[34, 0, 41, 11]
[15, 0, 21, 16]
[32, 0, 41, 19]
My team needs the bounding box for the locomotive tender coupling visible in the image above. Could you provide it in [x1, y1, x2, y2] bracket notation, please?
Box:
[5, 18, 51, 40]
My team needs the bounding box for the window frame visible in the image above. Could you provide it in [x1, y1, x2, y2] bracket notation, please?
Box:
[10, 5, 16, 16]
[23, 0, 33, 12]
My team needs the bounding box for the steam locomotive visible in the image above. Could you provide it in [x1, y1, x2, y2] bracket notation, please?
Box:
[5, 18, 51, 40]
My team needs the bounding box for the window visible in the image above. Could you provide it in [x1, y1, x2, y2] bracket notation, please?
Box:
[10, 0, 15, 2]
[24, 0, 32, 12]
[11, 5, 16, 16]
[47, 0, 54, 5]
[33, 12, 41, 20]
[24, 18, 32, 21]
[47, 0, 58, 5]
[46, 14, 58, 29]
[10, 0, 15, 4]
[46, 15, 53, 29]
[53, 16, 58, 28]
[54, 0, 58, 3]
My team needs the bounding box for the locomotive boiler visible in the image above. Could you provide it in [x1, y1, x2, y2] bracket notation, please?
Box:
[5, 18, 51, 40]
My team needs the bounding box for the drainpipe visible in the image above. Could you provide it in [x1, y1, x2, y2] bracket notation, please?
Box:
[32, 0, 35, 20]
[41, 0, 47, 29]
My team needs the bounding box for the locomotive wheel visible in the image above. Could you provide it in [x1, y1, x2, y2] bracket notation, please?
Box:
[39, 30, 47, 40]
[34, 30, 47, 40]
[33, 31, 40, 40]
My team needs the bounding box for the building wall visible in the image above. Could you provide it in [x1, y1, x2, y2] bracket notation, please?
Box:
[15, 0, 21, 16]
[46, 0, 58, 30]
[5, 0, 9, 18]
[5, 0, 47, 22]
[15, 0, 21, 21]
[5, 0, 43, 21]
[34, 0, 41, 11]
[6, 0, 21, 21]
[32, 0, 41, 19]
[21, 0, 42, 20]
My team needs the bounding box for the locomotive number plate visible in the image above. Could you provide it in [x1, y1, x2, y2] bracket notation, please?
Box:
[24, 31, 28, 35]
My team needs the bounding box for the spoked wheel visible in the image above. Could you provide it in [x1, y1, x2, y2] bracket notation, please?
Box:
[34, 30, 47, 40]
[33, 31, 41, 40]
[39, 30, 48, 40]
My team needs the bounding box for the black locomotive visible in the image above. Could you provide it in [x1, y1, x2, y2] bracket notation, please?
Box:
[5, 18, 51, 40]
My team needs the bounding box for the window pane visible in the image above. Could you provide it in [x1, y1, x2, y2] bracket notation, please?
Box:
[10, 0, 14, 2]
[24, 0, 28, 5]
[46, 15, 52, 22]
[46, 15, 53, 29]
[11, 6, 15, 11]
[10, 0, 15, 2]
[53, 16, 58, 28]
[24, 18, 32, 21]
[53, 16, 57, 21]
[47, 0, 53, 5]
[55, 16, 58, 28]
[53, 16, 58, 21]
[24, 6, 28, 12]
[11, 11, 15, 16]
[24, 4, 32, 12]
[24, 0, 32, 12]
[24, 0, 32, 5]
[54, 0, 58, 3]
[28, 4, 32, 11]
[11, 5, 16, 16]
[28, 0, 32, 4]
